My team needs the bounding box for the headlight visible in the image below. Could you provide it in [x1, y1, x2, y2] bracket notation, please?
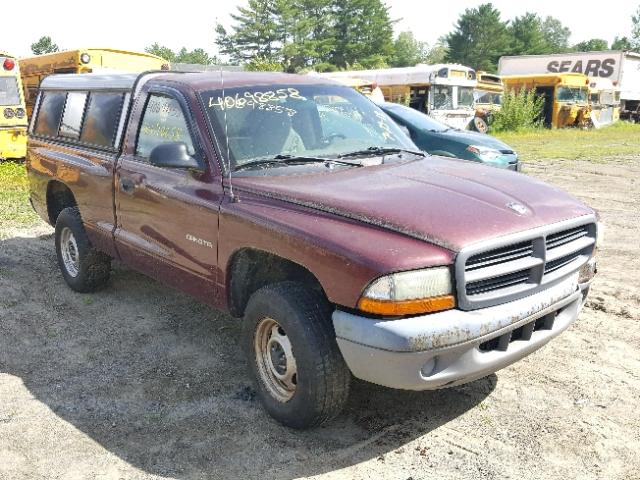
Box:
[80, 53, 91, 64]
[3, 108, 15, 119]
[358, 267, 455, 316]
[466, 145, 502, 161]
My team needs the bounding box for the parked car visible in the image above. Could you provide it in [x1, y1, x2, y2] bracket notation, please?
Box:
[378, 101, 520, 170]
[26, 72, 598, 429]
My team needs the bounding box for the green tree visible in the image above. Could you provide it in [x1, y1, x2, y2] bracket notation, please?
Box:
[611, 36, 633, 50]
[445, 3, 511, 72]
[572, 38, 609, 51]
[215, 0, 284, 64]
[390, 31, 429, 67]
[145, 43, 176, 62]
[31, 36, 59, 55]
[331, 0, 394, 69]
[509, 13, 552, 55]
[541, 16, 571, 53]
[632, 5, 640, 51]
[175, 48, 215, 65]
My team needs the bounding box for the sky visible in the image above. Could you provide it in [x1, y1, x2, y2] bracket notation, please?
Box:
[1, 0, 638, 58]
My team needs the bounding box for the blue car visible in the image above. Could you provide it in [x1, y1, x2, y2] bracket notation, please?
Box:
[378, 102, 520, 171]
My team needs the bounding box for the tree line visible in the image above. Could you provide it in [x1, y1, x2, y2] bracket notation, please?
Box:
[29, 1, 640, 73]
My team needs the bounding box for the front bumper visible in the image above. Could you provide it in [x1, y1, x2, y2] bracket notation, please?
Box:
[333, 275, 588, 390]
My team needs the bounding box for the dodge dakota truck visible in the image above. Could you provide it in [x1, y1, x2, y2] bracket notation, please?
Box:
[26, 71, 598, 429]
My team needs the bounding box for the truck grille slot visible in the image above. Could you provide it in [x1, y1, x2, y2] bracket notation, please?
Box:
[478, 312, 558, 353]
[466, 270, 530, 296]
[466, 241, 533, 271]
[545, 253, 579, 274]
[546, 225, 588, 249]
[457, 219, 597, 310]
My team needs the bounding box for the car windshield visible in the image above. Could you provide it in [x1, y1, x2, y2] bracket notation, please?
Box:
[457, 87, 475, 108]
[432, 85, 453, 110]
[381, 103, 449, 132]
[201, 84, 415, 171]
[556, 87, 588, 104]
[0, 77, 21, 106]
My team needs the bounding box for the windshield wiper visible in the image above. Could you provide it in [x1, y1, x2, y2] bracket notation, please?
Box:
[234, 154, 361, 172]
[338, 147, 426, 158]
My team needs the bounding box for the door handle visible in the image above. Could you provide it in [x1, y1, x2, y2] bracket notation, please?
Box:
[120, 178, 136, 195]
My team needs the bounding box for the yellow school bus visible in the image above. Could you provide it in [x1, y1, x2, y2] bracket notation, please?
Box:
[502, 73, 591, 129]
[0, 52, 27, 159]
[19, 48, 169, 116]
[473, 71, 503, 132]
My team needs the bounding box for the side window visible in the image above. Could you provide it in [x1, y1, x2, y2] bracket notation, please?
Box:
[59, 92, 88, 139]
[80, 92, 125, 148]
[34, 91, 66, 137]
[136, 94, 195, 159]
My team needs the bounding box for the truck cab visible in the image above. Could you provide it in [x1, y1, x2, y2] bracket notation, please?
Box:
[27, 72, 599, 428]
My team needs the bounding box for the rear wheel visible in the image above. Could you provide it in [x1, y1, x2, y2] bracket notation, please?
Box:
[243, 281, 351, 429]
[55, 207, 111, 292]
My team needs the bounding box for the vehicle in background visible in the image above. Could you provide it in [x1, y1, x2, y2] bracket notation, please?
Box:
[378, 102, 519, 170]
[0, 52, 27, 160]
[27, 71, 598, 429]
[499, 51, 640, 123]
[19, 48, 169, 117]
[588, 77, 620, 128]
[501, 73, 591, 129]
[472, 71, 503, 133]
[318, 64, 478, 130]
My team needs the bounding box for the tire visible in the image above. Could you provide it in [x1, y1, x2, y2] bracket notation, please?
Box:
[472, 116, 489, 133]
[54, 207, 111, 293]
[243, 281, 351, 429]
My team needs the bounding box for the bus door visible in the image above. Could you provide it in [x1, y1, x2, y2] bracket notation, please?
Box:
[535, 86, 554, 127]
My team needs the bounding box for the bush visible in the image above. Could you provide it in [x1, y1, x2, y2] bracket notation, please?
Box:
[490, 88, 544, 133]
[244, 57, 283, 72]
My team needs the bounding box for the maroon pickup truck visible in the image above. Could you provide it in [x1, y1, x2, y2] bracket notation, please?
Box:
[26, 71, 598, 428]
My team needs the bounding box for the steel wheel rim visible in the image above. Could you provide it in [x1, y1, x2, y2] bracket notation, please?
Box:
[60, 227, 79, 277]
[254, 317, 297, 402]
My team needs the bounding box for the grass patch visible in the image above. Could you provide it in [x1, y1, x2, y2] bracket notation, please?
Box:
[0, 161, 41, 230]
[494, 122, 640, 162]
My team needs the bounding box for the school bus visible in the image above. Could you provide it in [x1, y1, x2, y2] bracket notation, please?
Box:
[501, 73, 591, 129]
[0, 52, 27, 159]
[320, 64, 478, 130]
[473, 71, 503, 132]
[19, 48, 169, 116]
[588, 77, 620, 128]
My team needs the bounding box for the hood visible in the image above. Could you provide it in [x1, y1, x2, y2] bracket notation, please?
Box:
[232, 157, 593, 252]
[434, 129, 514, 151]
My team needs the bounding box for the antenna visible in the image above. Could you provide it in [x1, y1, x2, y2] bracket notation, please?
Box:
[219, 67, 237, 202]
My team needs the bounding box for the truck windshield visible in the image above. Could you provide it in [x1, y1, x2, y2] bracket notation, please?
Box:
[0, 77, 21, 106]
[556, 87, 588, 104]
[474, 90, 502, 106]
[201, 84, 415, 171]
[432, 85, 453, 110]
[457, 87, 475, 108]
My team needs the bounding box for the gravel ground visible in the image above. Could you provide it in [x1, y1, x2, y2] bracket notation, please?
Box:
[1, 158, 639, 480]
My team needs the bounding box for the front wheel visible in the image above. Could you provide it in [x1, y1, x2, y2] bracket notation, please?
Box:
[243, 282, 351, 429]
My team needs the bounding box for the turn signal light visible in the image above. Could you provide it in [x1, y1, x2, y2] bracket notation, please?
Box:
[358, 295, 455, 316]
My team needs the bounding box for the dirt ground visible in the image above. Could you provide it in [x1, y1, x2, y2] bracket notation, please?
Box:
[1, 158, 639, 480]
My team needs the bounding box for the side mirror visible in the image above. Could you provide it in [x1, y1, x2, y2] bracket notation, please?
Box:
[149, 142, 201, 171]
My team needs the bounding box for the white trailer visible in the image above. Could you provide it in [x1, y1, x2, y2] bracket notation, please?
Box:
[499, 51, 640, 122]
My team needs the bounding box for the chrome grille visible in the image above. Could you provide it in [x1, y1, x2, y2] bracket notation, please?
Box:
[456, 217, 596, 310]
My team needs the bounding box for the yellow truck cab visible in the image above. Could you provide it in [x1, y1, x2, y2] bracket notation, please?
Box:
[19, 48, 169, 117]
[473, 71, 503, 132]
[588, 77, 620, 128]
[502, 73, 591, 129]
[0, 52, 27, 159]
